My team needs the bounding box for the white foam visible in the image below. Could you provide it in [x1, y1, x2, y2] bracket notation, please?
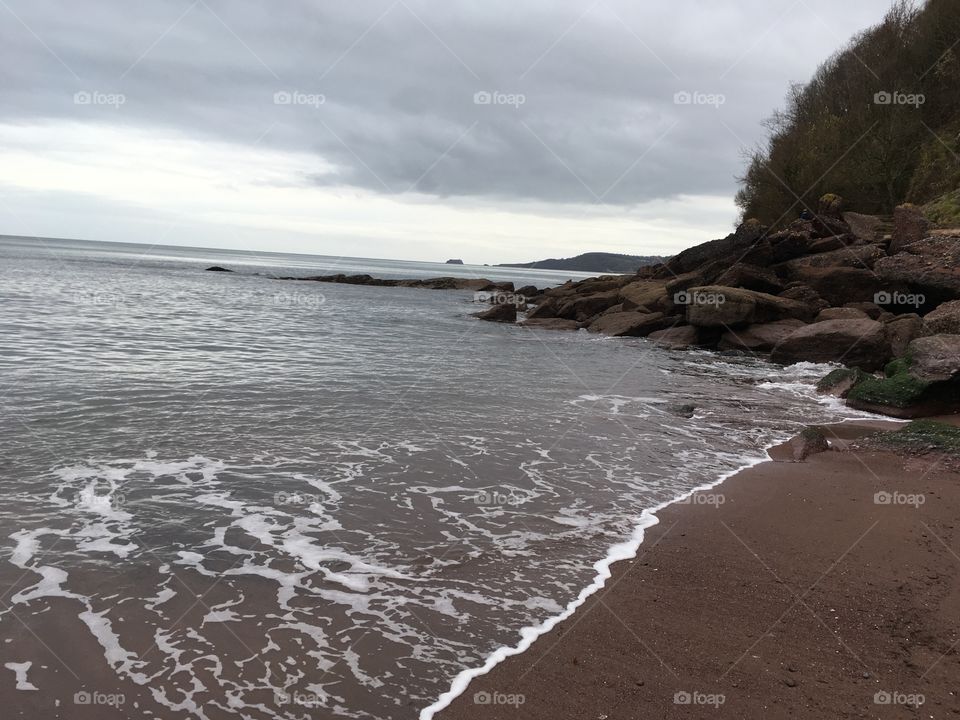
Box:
[4, 661, 38, 691]
[419, 446, 786, 720]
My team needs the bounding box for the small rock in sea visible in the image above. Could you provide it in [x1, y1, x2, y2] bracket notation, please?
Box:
[205, 265, 232, 272]
[784, 677, 798, 687]
[667, 403, 696, 418]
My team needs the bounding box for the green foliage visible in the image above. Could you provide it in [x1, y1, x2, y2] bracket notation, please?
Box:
[923, 189, 960, 226]
[848, 360, 931, 407]
[737, 0, 960, 226]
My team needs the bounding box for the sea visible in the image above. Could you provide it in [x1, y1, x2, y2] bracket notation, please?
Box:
[0, 235, 873, 719]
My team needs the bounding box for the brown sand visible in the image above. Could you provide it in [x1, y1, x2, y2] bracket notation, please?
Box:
[440, 421, 960, 719]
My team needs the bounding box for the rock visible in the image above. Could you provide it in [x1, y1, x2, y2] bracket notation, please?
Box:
[519, 318, 580, 331]
[790, 426, 830, 461]
[908, 335, 960, 383]
[842, 302, 884, 319]
[816, 367, 871, 398]
[647, 326, 701, 348]
[768, 230, 813, 263]
[874, 236, 960, 306]
[474, 303, 517, 323]
[783, 267, 884, 307]
[714, 263, 784, 295]
[923, 300, 960, 335]
[667, 403, 697, 418]
[842, 212, 883, 243]
[683, 286, 813, 328]
[516, 285, 541, 298]
[808, 236, 847, 254]
[778, 244, 885, 275]
[846, 358, 959, 418]
[587, 311, 671, 337]
[526, 297, 559, 319]
[778, 284, 830, 314]
[445, 259, 465, 264]
[891, 204, 930, 254]
[718, 319, 806, 352]
[657, 221, 767, 276]
[883, 314, 927, 358]
[818, 193, 844, 217]
[205, 266, 233, 272]
[815, 307, 869, 322]
[556, 290, 622, 321]
[770, 319, 891, 371]
[619, 281, 669, 312]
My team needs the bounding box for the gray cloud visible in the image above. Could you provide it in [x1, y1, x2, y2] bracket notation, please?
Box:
[1, 0, 894, 206]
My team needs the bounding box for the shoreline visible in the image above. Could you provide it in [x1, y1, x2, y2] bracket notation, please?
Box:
[429, 417, 960, 719]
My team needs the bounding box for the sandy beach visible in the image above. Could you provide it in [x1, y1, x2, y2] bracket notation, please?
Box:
[440, 419, 960, 719]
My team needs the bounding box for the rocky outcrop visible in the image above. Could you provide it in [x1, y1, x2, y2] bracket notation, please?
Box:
[474, 303, 517, 323]
[556, 290, 622, 322]
[587, 311, 672, 337]
[789, 426, 830, 461]
[519, 318, 581, 331]
[298, 273, 515, 292]
[713, 263, 784, 294]
[842, 212, 883, 243]
[718, 319, 806, 352]
[683, 286, 812, 328]
[815, 307, 869, 322]
[874, 235, 960, 307]
[908, 335, 960, 383]
[883, 314, 927, 358]
[780, 266, 883, 307]
[647, 326, 702, 348]
[924, 300, 960, 335]
[619, 280, 669, 312]
[770, 319, 891, 371]
[891, 204, 930, 254]
[205, 266, 233, 272]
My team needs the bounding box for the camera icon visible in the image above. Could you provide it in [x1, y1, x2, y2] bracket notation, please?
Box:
[74, 91, 92, 105]
[674, 91, 692, 105]
[473, 91, 492, 105]
[874, 690, 892, 704]
[874, 91, 892, 105]
[74, 691, 91, 705]
[273, 91, 292, 105]
[673, 291, 692, 305]
[874, 491, 892, 505]
[473, 691, 492, 704]
[674, 691, 692, 704]
[873, 291, 892, 305]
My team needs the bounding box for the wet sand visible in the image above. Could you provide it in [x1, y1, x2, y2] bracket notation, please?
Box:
[440, 419, 960, 719]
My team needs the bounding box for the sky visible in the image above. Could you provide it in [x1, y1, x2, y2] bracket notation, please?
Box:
[0, 0, 896, 264]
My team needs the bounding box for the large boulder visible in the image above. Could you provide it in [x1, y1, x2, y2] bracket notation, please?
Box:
[924, 300, 960, 335]
[587, 311, 672, 337]
[657, 221, 767, 276]
[884, 314, 928, 358]
[683, 286, 813, 328]
[556, 290, 621, 321]
[526, 297, 559, 319]
[714, 263, 784, 294]
[778, 283, 830, 314]
[619, 281, 669, 312]
[474, 303, 517, 323]
[778, 244, 884, 274]
[718, 319, 806, 352]
[842, 212, 883, 244]
[891, 204, 930, 254]
[908, 335, 960, 383]
[816, 307, 869, 322]
[647, 326, 702, 348]
[874, 236, 960, 307]
[770, 319, 891, 371]
[783, 266, 884, 307]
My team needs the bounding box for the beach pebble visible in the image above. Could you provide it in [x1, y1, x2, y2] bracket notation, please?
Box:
[784, 677, 798, 687]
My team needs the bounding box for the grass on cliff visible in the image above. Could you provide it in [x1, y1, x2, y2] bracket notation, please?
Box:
[923, 188, 960, 227]
[869, 420, 960, 454]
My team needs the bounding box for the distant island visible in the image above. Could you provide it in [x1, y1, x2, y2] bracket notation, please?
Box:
[499, 252, 666, 274]
[445, 259, 464, 264]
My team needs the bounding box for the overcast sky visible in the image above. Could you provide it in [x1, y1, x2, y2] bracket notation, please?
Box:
[0, 0, 894, 263]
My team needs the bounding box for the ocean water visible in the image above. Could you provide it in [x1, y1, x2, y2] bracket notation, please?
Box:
[0, 236, 870, 719]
